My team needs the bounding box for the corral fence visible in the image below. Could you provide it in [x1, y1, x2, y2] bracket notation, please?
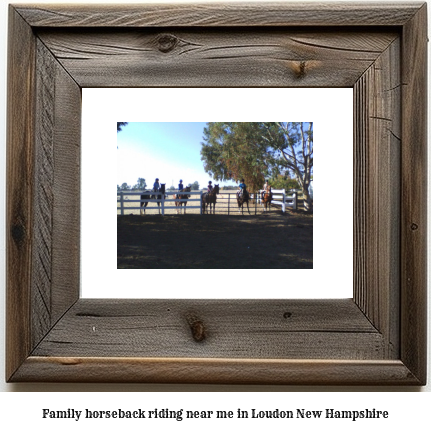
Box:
[258, 189, 298, 212]
[213, 189, 297, 214]
[117, 190, 203, 215]
[117, 189, 297, 215]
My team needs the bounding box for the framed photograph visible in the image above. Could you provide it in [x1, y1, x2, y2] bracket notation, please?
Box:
[86, 88, 350, 294]
[6, 2, 427, 384]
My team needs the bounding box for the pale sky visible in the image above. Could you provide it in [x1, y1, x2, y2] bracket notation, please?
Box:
[117, 122, 237, 190]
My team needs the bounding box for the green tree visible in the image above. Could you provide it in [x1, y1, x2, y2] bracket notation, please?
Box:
[201, 122, 276, 193]
[120, 182, 131, 190]
[117, 122, 128, 132]
[132, 178, 147, 190]
[270, 174, 300, 191]
[201, 122, 313, 211]
[117, 122, 128, 148]
[265, 122, 313, 211]
[188, 181, 200, 190]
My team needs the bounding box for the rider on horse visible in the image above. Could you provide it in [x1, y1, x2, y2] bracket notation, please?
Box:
[178, 179, 184, 192]
[237, 179, 247, 197]
[141, 179, 164, 214]
[262, 179, 271, 199]
[202, 182, 219, 214]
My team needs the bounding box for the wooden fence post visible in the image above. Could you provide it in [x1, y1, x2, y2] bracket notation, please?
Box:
[281, 188, 286, 213]
[120, 192, 124, 215]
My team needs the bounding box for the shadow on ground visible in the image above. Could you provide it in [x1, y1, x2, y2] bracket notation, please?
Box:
[117, 211, 313, 269]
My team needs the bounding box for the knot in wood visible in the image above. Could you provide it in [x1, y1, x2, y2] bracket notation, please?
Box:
[186, 314, 206, 342]
[157, 34, 178, 53]
[294, 61, 307, 79]
[411, 223, 419, 231]
[11, 222, 26, 246]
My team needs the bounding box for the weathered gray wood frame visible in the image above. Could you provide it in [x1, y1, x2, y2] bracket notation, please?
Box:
[6, 3, 427, 384]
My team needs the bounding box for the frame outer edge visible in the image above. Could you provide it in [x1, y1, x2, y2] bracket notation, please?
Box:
[13, 2, 425, 27]
[12, 357, 422, 385]
[6, 6, 37, 380]
[400, 3, 428, 384]
[5, 2, 428, 385]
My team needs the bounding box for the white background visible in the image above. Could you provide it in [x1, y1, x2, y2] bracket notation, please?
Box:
[82, 88, 353, 299]
[0, 0, 429, 417]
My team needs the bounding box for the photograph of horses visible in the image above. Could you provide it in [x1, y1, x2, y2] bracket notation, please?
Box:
[117, 122, 313, 269]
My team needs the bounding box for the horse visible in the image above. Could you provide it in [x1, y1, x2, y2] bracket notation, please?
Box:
[173, 186, 191, 214]
[202, 184, 220, 214]
[262, 188, 273, 212]
[140, 183, 166, 215]
[237, 189, 251, 214]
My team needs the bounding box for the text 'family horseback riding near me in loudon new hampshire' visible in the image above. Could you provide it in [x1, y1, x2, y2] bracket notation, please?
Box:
[41, 408, 389, 422]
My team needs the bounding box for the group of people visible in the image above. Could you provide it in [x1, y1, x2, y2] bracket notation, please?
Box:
[151, 178, 271, 198]
[206, 179, 248, 196]
[234, 179, 272, 200]
[208, 178, 271, 200]
[151, 178, 185, 192]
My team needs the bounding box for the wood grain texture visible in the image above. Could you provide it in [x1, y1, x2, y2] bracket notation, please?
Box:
[12, 358, 420, 385]
[353, 38, 401, 358]
[50, 53, 81, 324]
[32, 299, 384, 360]
[32, 40, 56, 347]
[400, 3, 428, 384]
[32, 38, 81, 349]
[6, 2, 427, 385]
[6, 7, 36, 381]
[37, 29, 398, 88]
[15, 2, 423, 27]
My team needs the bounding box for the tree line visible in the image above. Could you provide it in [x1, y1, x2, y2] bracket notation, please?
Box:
[200, 122, 313, 211]
[117, 178, 147, 191]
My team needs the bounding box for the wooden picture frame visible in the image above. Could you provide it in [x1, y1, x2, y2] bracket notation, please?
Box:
[6, 2, 427, 385]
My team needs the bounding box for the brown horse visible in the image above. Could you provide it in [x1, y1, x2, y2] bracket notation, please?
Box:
[237, 189, 251, 214]
[262, 188, 273, 212]
[140, 183, 166, 215]
[202, 184, 220, 214]
[173, 186, 191, 214]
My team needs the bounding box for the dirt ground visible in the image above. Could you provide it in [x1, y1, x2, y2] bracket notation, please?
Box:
[117, 209, 313, 269]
